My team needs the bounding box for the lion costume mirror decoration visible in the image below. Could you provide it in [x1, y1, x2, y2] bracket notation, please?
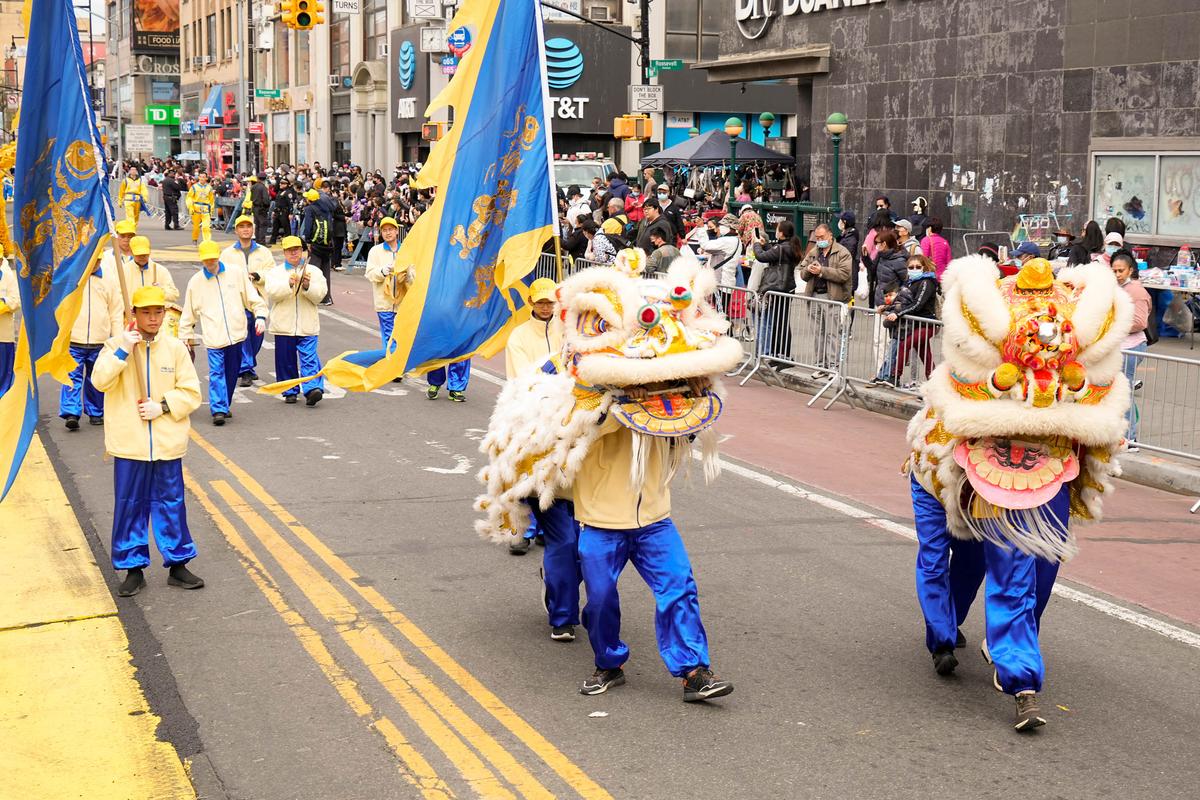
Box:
[906, 256, 1134, 562]
[475, 249, 744, 542]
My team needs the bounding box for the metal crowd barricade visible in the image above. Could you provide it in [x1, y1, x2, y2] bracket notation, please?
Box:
[532, 252, 561, 282]
[745, 291, 852, 408]
[711, 283, 760, 380]
[346, 229, 376, 273]
[838, 306, 942, 395]
[1122, 348, 1200, 464]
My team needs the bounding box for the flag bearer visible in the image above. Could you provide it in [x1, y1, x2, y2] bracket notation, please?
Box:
[118, 167, 147, 224]
[60, 256, 124, 429]
[221, 215, 275, 387]
[265, 236, 327, 407]
[91, 285, 204, 598]
[363, 216, 411, 353]
[0, 254, 18, 396]
[185, 172, 216, 244]
[178, 240, 267, 426]
[123, 235, 179, 303]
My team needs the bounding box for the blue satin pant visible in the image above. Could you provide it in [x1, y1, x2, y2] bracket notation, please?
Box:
[984, 484, 1070, 695]
[427, 359, 470, 391]
[579, 517, 710, 677]
[530, 499, 582, 628]
[207, 343, 242, 415]
[60, 344, 104, 419]
[275, 334, 324, 396]
[377, 311, 397, 353]
[240, 311, 263, 377]
[910, 475, 986, 653]
[0, 341, 13, 397]
[111, 457, 196, 570]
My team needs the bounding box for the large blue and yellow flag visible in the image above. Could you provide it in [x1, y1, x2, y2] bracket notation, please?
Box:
[269, 0, 557, 394]
[0, 0, 113, 498]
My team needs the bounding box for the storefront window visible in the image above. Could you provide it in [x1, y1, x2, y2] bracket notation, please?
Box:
[363, 0, 388, 62]
[295, 30, 310, 87]
[330, 16, 350, 79]
[1092, 151, 1200, 241]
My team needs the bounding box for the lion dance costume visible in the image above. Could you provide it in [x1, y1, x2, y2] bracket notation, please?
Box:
[476, 250, 744, 701]
[905, 255, 1132, 731]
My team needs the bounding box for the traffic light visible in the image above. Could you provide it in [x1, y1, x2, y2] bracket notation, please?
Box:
[422, 122, 446, 142]
[281, 0, 324, 30]
[613, 115, 652, 141]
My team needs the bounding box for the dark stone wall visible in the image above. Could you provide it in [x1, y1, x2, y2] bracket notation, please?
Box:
[718, 0, 1200, 253]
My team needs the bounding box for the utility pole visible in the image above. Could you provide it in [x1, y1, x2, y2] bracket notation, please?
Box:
[639, 0, 649, 85]
[246, 0, 257, 172]
[237, 0, 248, 173]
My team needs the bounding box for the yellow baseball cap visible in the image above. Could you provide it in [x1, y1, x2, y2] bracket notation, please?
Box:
[280, 235, 303, 250]
[234, 214, 255, 227]
[198, 240, 222, 261]
[380, 216, 400, 230]
[115, 219, 137, 235]
[131, 285, 166, 309]
[303, 189, 320, 202]
[530, 278, 557, 304]
[129, 235, 152, 256]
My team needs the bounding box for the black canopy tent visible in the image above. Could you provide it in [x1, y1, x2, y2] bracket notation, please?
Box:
[640, 129, 796, 168]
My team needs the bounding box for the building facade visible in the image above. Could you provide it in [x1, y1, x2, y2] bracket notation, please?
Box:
[103, 0, 182, 162]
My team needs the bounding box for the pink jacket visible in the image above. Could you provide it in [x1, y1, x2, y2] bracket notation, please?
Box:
[921, 233, 952, 279]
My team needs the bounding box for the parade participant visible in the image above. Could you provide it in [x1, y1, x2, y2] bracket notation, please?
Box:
[221, 215, 276, 387]
[100, 218, 138, 274]
[60, 254, 124, 429]
[91, 285, 204, 598]
[363, 216, 411, 354]
[117, 166, 147, 224]
[426, 359, 471, 402]
[264, 236, 327, 406]
[123, 236, 179, 303]
[0, 253, 18, 396]
[476, 252, 744, 701]
[185, 172, 216, 244]
[178, 240, 268, 426]
[906, 256, 1133, 731]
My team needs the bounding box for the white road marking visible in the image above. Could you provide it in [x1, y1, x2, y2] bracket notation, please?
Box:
[422, 440, 473, 475]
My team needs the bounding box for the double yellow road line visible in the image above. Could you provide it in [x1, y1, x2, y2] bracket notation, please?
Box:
[186, 430, 611, 800]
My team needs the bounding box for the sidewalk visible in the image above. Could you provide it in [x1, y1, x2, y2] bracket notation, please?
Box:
[0, 436, 195, 799]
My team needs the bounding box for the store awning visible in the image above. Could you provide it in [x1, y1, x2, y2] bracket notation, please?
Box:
[198, 85, 223, 127]
[692, 44, 831, 83]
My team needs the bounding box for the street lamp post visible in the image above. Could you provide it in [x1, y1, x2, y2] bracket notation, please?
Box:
[724, 116, 743, 212]
[825, 112, 848, 213]
[687, 127, 699, 138]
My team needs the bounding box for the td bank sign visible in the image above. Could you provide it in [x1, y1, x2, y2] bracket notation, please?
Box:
[736, 0, 886, 39]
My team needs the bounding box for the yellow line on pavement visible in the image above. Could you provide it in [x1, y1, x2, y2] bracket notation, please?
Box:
[190, 430, 613, 800]
[210, 479, 534, 800]
[183, 472, 453, 800]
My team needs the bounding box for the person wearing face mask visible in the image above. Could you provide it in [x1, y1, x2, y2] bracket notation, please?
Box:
[655, 186, 685, 242]
[1099, 231, 1124, 266]
[697, 214, 741, 287]
[1111, 251, 1151, 445]
[796, 224, 853, 378]
[835, 211, 861, 297]
[890, 254, 940, 388]
[1048, 227, 1074, 261]
[1013, 241, 1042, 266]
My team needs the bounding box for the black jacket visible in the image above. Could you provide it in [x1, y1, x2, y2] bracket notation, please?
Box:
[635, 216, 675, 252]
[562, 228, 589, 260]
[659, 201, 685, 240]
[250, 181, 270, 211]
[895, 275, 939, 320]
[873, 249, 909, 306]
[160, 177, 183, 201]
[752, 240, 800, 294]
[332, 199, 348, 239]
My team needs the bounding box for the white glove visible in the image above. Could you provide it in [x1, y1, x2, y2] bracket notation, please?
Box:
[121, 328, 143, 350]
[137, 400, 164, 421]
[254, 318, 266, 336]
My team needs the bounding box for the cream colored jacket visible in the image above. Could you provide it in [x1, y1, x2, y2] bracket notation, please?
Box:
[364, 241, 412, 313]
[91, 333, 202, 462]
[572, 414, 671, 530]
[221, 241, 276, 290]
[178, 264, 268, 349]
[70, 270, 124, 346]
[504, 316, 563, 379]
[264, 263, 327, 337]
[122, 259, 180, 304]
[0, 259, 20, 343]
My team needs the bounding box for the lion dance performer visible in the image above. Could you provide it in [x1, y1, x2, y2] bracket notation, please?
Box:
[905, 256, 1132, 731]
[476, 250, 743, 702]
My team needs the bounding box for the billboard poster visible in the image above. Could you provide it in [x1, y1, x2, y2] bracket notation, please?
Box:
[132, 0, 181, 53]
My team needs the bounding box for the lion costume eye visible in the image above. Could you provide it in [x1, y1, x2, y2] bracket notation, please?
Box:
[637, 304, 661, 330]
[576, 310, 608, 336]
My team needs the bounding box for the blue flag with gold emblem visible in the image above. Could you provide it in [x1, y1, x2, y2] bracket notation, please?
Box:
[264, 0, 557, 394]
[0, 0, 113, 498]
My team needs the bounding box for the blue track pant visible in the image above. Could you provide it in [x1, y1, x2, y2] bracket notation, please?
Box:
[530, 499, 582, 628]
[427, 359, 470, 391]
[111, 457, 196, 570]
[275, 334, 324, 397]
[377, 311, 397, 353]
[60, 344, 104, 418]
[207, 343, 242, 415]
[910, 475, 986, 653]
[579, 517, 710, 677]
[984, 484, 1070, 695]
[0, 341, 13, 397]
[240, 311, 263, 377]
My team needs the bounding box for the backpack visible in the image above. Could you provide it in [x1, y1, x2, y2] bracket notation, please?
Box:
[311, 216, 332, 247]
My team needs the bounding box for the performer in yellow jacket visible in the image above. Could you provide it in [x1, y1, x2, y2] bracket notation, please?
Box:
[60, 257, 124, 429]
[91, 286, 204, 597]
[124, 235, 179, 303]
[264, 236, 327, 406]
[178, 240, 267, 425]
[222, 215, 276, 387]
[117, 167, 148, 224]
[0, 254, 19, 397]
[100, 218, 138, 275]
[185, 172, 216, 244]
[363, 216, 411, 354]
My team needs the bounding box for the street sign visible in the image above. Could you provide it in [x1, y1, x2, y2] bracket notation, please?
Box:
[255, 88, 281, 98]
[332, 0, 361, 12]
[440, 54, 458, 76]
[628, 84, 663, 114]
[124, 124, 155, 153]
[409, 0, 440, 20]
[144, 104, 181, 125]
[247, 122, 265, 135]
[648, 59, 684, 79]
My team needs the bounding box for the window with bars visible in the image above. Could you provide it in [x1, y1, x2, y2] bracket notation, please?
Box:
[363, 0, 388, 61]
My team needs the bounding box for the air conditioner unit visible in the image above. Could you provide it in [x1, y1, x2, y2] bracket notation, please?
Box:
[328, 75, 341, 88]
[225, 49, 235, 60]
[376, 42, 388, 59]
[203, 55, 214, 64]
[589, 5, 610, 20]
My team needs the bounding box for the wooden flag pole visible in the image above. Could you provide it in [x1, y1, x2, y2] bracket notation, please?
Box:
[110, 239, 147, 402]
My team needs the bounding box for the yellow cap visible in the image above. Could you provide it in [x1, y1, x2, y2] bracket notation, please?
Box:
[313, 176, 324, 189]
[303, 189, 320, 202]
[247, 174, 258, 182]
[129, 235, 152, 256]
[198, 240, 222, 261]
[530, 278, 557, 304]
[115, 219, 137, 235]
[280, 235, 304, 250]
[601, 218, 624, 236]
[380, 216, 400, 230]
[234, 214, 255, 228]
[131, 285, 166, 309]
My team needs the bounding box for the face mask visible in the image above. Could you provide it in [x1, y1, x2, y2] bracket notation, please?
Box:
[908, 268, 925, 281]
[657, 193, 668, 201]
[816, 239, 831, 250]
[1105, 244, 1119, 256]
[1056, 236, 1068, 244]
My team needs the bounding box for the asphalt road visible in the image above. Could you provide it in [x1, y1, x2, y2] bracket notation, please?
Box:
[36, 260, 1200, 800]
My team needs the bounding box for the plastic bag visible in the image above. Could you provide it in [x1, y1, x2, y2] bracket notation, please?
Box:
[1164, 295, 1194, 333]
[854, 266, 870, 301]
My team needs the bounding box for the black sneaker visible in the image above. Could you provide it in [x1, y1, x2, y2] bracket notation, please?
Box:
[932, 648, 958, 676]
[212, 412, 227, 426]
[305, 388, 323, 406]
[64, 415, 80, 431]
[448, 390, 466, 403]
[167, 564, 205, 590]
[392, 376, 404, 384]
[682, 667, 733, 702]
[88, 416, 104, 426]
[284, 394, 298, 404]
[426, 385, 440, 400]
[550, 625, 576, 642]
[1014, 691, 1047, 732]
[956, 628, 966, 649]
[534, 534, 545, 547]
[117, 568, 145, 597]
[580, 667, 625, 696]
[238, 375, 254, 387]
[509, 537, 531, 555]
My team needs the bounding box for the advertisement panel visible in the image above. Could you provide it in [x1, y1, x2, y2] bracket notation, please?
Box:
[132, 0, 181, 53]
[541, 22, 627, 135]
[390, 25, 431, 135]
